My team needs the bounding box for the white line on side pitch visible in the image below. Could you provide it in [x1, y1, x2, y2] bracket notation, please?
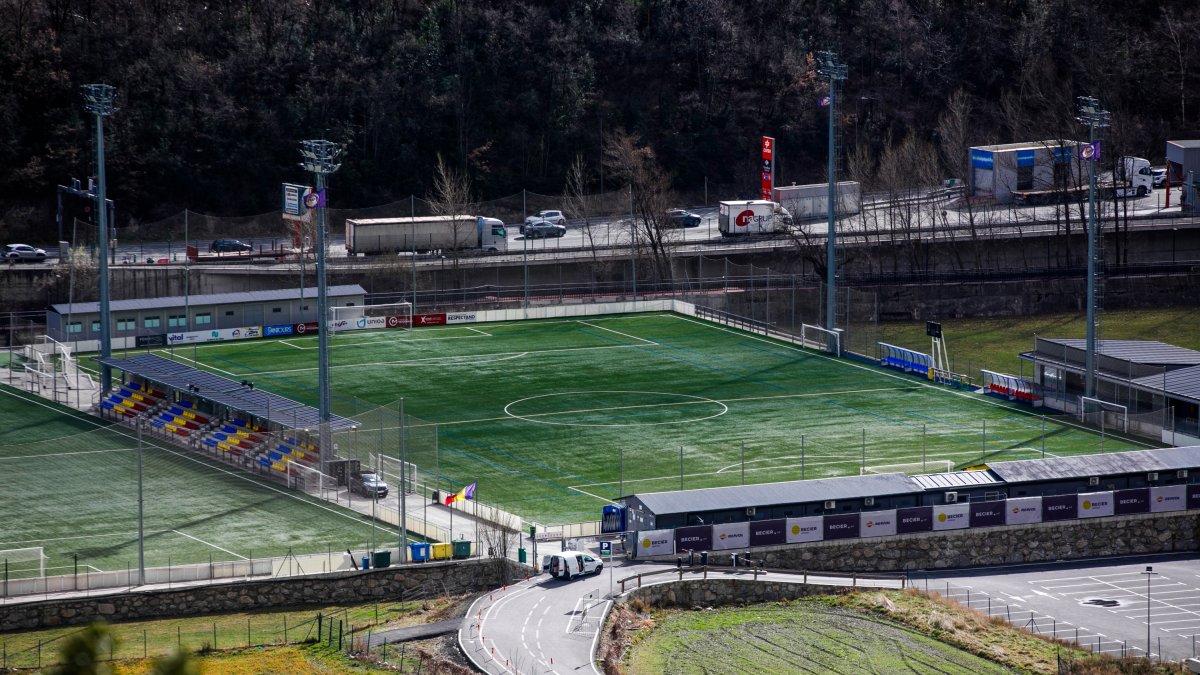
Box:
[171, 529, 249, 559]
[576, 320, 658, 345]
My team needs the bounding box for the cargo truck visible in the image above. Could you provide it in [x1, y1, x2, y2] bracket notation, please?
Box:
[1012, 156, 1154, 206]
[345, 215, 509, 255]
[772, 181, 862, 221]
[717, 200, 793, 236]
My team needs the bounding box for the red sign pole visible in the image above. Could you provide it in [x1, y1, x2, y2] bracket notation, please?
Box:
[761, 136, 775, 200]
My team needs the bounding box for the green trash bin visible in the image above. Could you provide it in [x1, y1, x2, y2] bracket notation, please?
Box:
[372, 550, 392, 569]
[518, 547, 527, 564]
[452, 539, 472, 559]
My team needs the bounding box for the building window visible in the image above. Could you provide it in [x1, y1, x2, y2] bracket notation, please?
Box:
[144, 316, 161, 329]
[117, 318, 135, 331]
[301, 305, 309, 311]
[271, 307, 282, 313]
[91, 321, 100, 332]
[195, 313, 211, 325]
[225, 311, 234, 317]
[345, 302, 356, 307]
[67, 322, 82, 334]
[168, 315, 187, 328]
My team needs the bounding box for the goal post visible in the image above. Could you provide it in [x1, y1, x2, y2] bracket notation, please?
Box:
[863, 460, 954, 476]
[286, 460, 338, 500]
[0, 547, 46, 580]
[800, 324, 841, 355]
[329, 301, 413, 333]
[1080, 396, 1128, 434]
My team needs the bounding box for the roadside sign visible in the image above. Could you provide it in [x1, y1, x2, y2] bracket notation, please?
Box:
[599, 541, 611, 557]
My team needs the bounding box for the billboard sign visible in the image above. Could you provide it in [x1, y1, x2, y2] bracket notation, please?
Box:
[1150, 484, 1186, 512]
[1042, 494, 1077, 521]
[859, 510, 897, 538]
[969, 500, 1006, 528]
[931, 503, 970, 531]
[1077, 491, 1114, 519]
[1114, 488, 1149, 515]
[674, 525, 712, 552]
[1188, 483, 1200, 510]
[712, 522, 750, 550]
[167, 330, 204, 345]
[896, 506, 933, 534]
[824, 513, 860, 540]
[761, 136, 775, 200]
[264, 324, 294, 337]
[446, 312, 478, 324]
[637, 529, 674, 557]
[785, 516, 823, 543]
[414, 313, 447, 327]
[135, 334, 167, 348]
[281, 183, 312, 220]
[294, 321, 320, 334]
[749, 519, 787, 547]
[1006, 497, 1042, 525]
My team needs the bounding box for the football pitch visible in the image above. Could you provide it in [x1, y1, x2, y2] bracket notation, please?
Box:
[97, 313, 1146, 519]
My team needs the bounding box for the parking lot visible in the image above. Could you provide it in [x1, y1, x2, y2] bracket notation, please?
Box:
[923, 554, 1200, 662]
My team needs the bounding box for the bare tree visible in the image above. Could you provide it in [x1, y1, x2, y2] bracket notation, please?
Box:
[602, 131, 680, 284]
[563, 153, 611, 282]
[1160, 7, 1195, 127]
[427, 153, 476, 270]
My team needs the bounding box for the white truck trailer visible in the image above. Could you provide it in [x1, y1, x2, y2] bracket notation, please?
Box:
[345, 215, 508, 255]
[773, 181, 861, 221]
[717, 200, 793, 236]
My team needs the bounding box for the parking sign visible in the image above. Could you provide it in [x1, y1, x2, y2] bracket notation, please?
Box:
[599, 541, 611, 557]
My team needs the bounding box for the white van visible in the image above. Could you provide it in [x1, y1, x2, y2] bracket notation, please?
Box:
[548, 552, 602, 580]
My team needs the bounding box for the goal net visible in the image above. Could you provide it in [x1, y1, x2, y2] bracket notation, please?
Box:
[286, 460, 338, 500]
[863, 460, 954, 476]
[329, 301, 413, 333]
[0, 547, 46, 580]
[1080, 396, 1128, 434]
[800, 324, 841, 355]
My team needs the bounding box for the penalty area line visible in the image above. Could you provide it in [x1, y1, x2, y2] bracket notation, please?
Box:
[171, 529, 249, 560]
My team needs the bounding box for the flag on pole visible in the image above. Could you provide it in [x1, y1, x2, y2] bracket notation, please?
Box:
[818, 96, 831, 108]
[1079, 140, 1101, 162]
[444, 481, 476, 505]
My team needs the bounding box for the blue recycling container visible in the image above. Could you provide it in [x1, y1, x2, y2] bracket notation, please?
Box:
[361, 556, 370, 570]
[409, 542, 430, 562]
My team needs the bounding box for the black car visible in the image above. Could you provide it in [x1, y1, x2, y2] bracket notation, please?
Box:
[210, 239, 253, 253]
[666, 209, 702, 227]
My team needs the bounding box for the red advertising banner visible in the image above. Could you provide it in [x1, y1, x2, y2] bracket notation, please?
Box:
[294, 321, 320, 334]
[413, 313, 447, 327]
[761, 136, 775, 200]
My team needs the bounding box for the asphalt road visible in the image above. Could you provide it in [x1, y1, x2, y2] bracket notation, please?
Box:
[923, 553, 1200, 662]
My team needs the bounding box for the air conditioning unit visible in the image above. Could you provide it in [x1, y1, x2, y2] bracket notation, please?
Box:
[1087, 476, 1100, 486]
[863, 497, 876, 507]
[745, 507, 756, 516]
[824, 500, 837, 510]
[945, 491, 958, 503]
[1147, 472, 1159, 482]
[1178, 470, 1189, 479]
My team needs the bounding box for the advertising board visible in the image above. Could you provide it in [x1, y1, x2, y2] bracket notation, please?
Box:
[749, 519, 787, 547]
[931, 503, 970, 531]
[968, 500, 1006, 527]
[785, 516, 823, 544]
[895, 506, 933, 534]
[1114, 487, 1149, 514]
[264, 324, 294, 337]
[637, 529, 674, 557]
[294, 322, 320, 334]
[859, 510, 897, 538]
[674, 525, 712, 552]
[712, 522, 750, 550]
[1189, 483, 1200, 510]
[1151, 484, 1186, 512]
[1077, 491, 1115, 519]
[413, 313, 447, 327]
[135, 334, 167, 348]
[446, 312, 478, 325]
[823, 513, 860, 540]
[1041, 494, 1077, 521]
[1006, 497, 1042, 525]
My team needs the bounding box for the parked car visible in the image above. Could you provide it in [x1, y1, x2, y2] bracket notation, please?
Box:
[524, 210, 566, 227]
[210, 239, 253, 253]
[548, 552, 602, 579]
[666, 209, 702, 227]
[523, 220, 567, 239]
[1151, 167, 1167, 188]
[350, 472, 389, 499]
[3, 244, 47, 262]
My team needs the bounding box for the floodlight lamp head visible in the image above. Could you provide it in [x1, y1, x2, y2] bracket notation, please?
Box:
[1075, 96, 1111, 128]
[81, 84, 117, 116]
[816, 51, 847, 81]
[299, 139, 343, 174]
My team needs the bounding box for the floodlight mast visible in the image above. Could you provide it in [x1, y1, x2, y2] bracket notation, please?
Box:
[81, 84, 117, 393]
[299, 140, 342, 475]
[817, 51, 846, 351]
[1076, 96, 1110, 399]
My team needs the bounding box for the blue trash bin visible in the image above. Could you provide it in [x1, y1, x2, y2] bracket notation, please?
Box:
[409, 542, 430, 562]
[361, 556, 370, 570]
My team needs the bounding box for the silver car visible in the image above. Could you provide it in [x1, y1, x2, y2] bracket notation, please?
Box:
[4, 244, 47, 262]
[524, 210, 566, 227]
[523, 220, 566, 238]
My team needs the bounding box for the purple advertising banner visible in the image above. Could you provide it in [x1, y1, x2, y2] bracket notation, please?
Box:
[749, 519, 787, 547]
[1042, 494, 1077, 521]
[824, 513, 860, 540]
[969, 500, 1006, 527]
[1114, 488, 1150, 515]
[896, 506, 933, 534]
[674, 525, 712, 552]
[1189, 484, 1200, 510]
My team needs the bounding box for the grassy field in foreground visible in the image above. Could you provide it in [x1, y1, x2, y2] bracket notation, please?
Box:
[878, 307, 1200, 378]
[73, 312, 1147, 528]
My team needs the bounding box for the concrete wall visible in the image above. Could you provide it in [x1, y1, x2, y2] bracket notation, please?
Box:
[620, 577, 851, 608]
[669, 511, 1200, 574]
[0, 558, 517, 632]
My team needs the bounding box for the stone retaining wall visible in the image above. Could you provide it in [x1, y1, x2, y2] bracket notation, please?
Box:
[620, 577, 850, 608]
[0, 559, 517, 632]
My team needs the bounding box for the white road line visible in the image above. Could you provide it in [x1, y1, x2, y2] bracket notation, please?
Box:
[576, 320, 657, 345]
[171, 529, 248, 559]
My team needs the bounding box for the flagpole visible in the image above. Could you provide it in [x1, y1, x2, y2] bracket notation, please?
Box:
[474, 485, 479, 558]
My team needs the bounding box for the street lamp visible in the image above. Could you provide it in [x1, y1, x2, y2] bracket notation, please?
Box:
[81, 84, 117, 392]
[1076, 96, 1110, 399]
[1141, 565, 1157, 658]
[299, 139, 342, 476]
[817, 51, 846, 350]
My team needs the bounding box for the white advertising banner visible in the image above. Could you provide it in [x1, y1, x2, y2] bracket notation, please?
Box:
[785, 516, 824, 544]
[637, 529, 675, 557]
[931, 503, 971, 531]
[167, 330, 206, 345]
[712, 522, 750, 550]
[859, 510, 898, 537]
[1151, 484, 1187, 512]
[1077, 491, 1114, 519]
[1006, 497, 1043, 525]
[446, 312, 478, 325]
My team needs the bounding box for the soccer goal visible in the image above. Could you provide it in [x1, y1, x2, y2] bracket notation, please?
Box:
[0, 546, 46, 581]
[800, 324, 842, 355]
[863, 460, 954, 476]
[329, 301, 413, 333]
[1080, 396, 1128, 434]
[286, 460, 338, 500]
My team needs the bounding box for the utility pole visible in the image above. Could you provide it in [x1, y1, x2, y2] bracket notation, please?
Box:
[81, 84, 117, 393]
[1076, 96, 1110, 399]
[817, 52, 846, 351]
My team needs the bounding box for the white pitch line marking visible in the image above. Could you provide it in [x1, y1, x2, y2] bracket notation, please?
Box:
[0, 447, 133, 460]
[171, 529, 248, 559]
[576, 320, 657, 345]
[277, 340, 305, 350]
